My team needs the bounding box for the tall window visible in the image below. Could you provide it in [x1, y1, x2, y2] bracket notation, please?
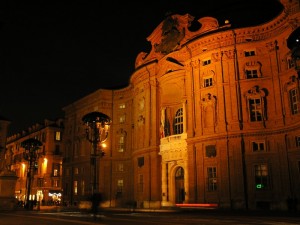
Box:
[296, 136, 300, 147]
[74, 180, 78, 195]
[255, 164, 270, 189]
[55, 131, 61, 141]
[118, 136, 124, 152]
[207, 167, 217, 191]
[174, 108, 183, 134]
[289, 88, 299, 115]
[117, 179, 123, 193]
[249, 98, 262, 121]
[138, 174, 144, 192]
[204, 77, 213, 87]
[81, 180, 85, 195]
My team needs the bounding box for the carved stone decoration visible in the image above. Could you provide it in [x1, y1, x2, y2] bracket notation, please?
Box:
[154, 16, 185, 55]
[201, 93, 217, 129]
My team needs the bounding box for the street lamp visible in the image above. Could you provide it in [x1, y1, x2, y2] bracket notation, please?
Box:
[82, 111, 111, 197]
[21, 138, 42, 210]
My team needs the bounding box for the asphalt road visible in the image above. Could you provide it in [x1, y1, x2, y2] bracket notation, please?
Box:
[0, 209, 299, 225]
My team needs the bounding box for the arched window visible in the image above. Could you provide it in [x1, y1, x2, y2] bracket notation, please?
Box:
[174, 108, 183, 134]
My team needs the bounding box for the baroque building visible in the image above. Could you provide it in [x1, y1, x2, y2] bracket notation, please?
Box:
[5, 119, 64, 206]
[64, 0, 299, 211]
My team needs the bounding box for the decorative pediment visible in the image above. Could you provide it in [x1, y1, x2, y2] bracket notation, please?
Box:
[135, 14, 223, 68]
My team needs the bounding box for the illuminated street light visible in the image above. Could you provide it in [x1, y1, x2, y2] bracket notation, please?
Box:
[82, 111, 111, 197]
[21, 138, 42, 210]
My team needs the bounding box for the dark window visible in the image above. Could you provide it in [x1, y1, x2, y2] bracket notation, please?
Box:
[138, 157, 144, 167]
[206, 145, 216, 157]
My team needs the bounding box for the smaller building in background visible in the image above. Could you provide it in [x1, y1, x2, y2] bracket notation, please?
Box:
[5, 118, 64, 206]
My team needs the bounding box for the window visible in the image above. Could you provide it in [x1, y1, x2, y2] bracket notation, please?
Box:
[244, 50, 256, 57]
[74, 181, 78, 195]
[252, 141, 265, 152]
[55, 131, 61, 141]
[118, 136, 124, 152]
[119, 115, 126, 124]
[204, 77, 213, 87]
[55, 145, 60, 155]
[246, 69, 258, 79]
[117, 179, 123, 193]
[119, 103, 126, 109]
[53, 179, 58, 188]
[255, 164, 270, 190]
[289, 88, 300, 115]
[202, 59, 211, 66]
[296, 136, 300, 147]
[206, 145, 216, 157]
[287, 57, 295, 69]
[138, 174, 144, 192]
[138, 157, 144, 167]
[207, 167, 217, 191]
[74, 167, 79, 175]
[81, 180, 85, 195]
[174, 108, 183, 134]
[249, 98, 263, 121]
[53, 169, 58, 177]
[118, 163, 124, 172]
[37, 178, 43, 187]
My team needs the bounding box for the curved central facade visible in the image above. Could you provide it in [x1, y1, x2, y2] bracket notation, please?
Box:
[62, 0, 300, 211]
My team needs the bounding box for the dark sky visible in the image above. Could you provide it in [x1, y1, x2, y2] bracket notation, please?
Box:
[0, 0, 283, 135]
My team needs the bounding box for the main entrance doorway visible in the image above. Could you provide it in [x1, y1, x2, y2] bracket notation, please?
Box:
[175, 167, 185, 203]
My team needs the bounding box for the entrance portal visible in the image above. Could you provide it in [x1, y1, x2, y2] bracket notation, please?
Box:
[175, 167, 184, 204]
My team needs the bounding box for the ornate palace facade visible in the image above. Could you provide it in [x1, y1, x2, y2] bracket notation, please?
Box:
[42, 0, 300, 210]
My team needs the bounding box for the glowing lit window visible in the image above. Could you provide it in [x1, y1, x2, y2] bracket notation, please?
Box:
[252, 141, 265, 152]
[174, 108, 183, 134]
[118, 136, 125, 152]
[255, 164, 270, 190]
[119, 103, 126, 109]
[202, 59, 211, 66]
[249, 98, 262, 122]
[74, 167, 79, 175]
[54, 169, 58, 177]
[204, 77, 213, 87]
[53, 180, 58, 187]
[74, 181, 78, 195]
[55, 131, 61, 141]
[119, 115, 125, 124]
[246, 69, 258, 79]
[244, 50, 256, 57]
[289, 88, 300, 115]
[207, 167, 217, 191]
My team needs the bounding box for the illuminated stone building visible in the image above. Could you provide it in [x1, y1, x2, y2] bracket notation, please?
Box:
[5, 119, 64, 205]
[63, 0, 300, 210]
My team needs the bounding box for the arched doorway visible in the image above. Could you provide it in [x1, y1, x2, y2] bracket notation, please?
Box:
[175, 167, 185, 203]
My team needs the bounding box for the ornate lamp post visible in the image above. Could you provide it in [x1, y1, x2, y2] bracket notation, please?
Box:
[82, 112, 111, 197]
[21, 138, 42, 210]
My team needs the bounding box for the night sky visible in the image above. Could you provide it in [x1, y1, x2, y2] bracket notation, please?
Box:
[0, 0, 283, 135]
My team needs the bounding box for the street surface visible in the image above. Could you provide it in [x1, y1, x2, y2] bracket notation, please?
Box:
[0, 209, 299, 225]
